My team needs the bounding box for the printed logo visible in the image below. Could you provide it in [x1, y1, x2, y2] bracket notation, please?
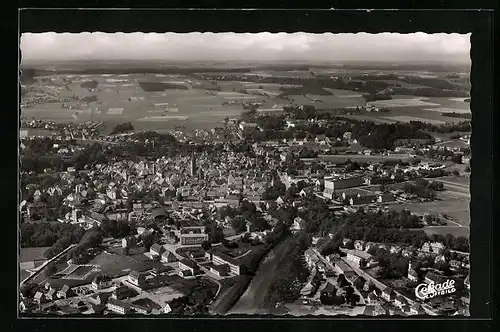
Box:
[415, 279, 456, 300]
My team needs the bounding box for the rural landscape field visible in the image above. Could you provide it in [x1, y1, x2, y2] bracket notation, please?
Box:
[21, 61, 471, 133]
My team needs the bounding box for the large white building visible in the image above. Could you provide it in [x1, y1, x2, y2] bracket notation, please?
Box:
[211, 252, 242, 275]
[323, 176, 365, 199]
[179, 226, 209, 245]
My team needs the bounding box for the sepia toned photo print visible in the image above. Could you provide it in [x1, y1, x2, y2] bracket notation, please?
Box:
[19, 31, 471, 317]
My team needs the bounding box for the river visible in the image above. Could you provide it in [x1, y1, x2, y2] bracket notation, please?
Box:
[228, 236, 295, 315]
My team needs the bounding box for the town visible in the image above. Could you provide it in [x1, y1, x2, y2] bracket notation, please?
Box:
[19, 31, 472, 317]
[20, 102, 470, 316]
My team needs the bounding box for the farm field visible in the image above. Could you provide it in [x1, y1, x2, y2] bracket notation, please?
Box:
[284, 94, 366, 109]
[341, 114, 398, 124]
[383, 115, 446, 124]
[22, 70, 471, 132]
[387, 197, 470, 226]
[314, 154, 414, 163]
[364, 95, 470, 124]
[422, 226, 470, 238]
[323, 88, 364, 97]
[368, 96, 441, 108]
[436, 176, 470, 187]
[376, 106, 468, 124]
[424, 107, 470, 114]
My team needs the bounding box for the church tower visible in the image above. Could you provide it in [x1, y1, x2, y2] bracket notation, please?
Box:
[190, 151, 197, 177]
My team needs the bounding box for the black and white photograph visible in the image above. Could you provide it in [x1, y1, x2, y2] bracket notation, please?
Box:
[19, 31, 472, 317]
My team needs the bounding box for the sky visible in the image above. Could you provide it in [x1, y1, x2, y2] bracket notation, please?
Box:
[20, 32, 471, 64]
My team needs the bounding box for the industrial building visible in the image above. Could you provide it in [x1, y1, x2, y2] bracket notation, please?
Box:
[323, 176, 365, 199]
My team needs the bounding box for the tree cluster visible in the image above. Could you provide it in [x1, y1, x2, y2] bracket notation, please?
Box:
[21, 222, 86, 257]
[80, 80, 98, 89]
[110, 122, 134, 135]
[262, 179, 286, 201]
[403, 180, 440, 200]
[264, 234, 311, 305]
[369, 247, 410, 279]
[363, 93, 393, 102]
[99, 219, 134, 239]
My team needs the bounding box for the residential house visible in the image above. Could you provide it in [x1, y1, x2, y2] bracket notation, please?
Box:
[364, 242, 376, 252]
[161, 251, 178, 263]
[342, 238, 353, 247]
[122, 236, 137, 249]
[449, 260, 461, 270]
[320, 282, 336, 299]
[45, 288, 56, 301]
[464, 275, 470, 290]
[187, 249, 206, 260]
[363, 280, 375, 292]
[363, 304, 387, 316]
[150, 266, 174, 277]
[92, 274, 113, 290]
[425, 272, 443, 285]
[367, 292, 380, 305]
[163, 297, 186, 314]
[381, 287, 395, 302]
[57, 285, 73, 299]
[402, 247, 416, 258]
[401, 304, 412, 315]
[209, 264, 230, 277]
[394, 295, 408, 308]
[343, 249, 372, 268]
[389, 245, 402, 254]
[304, 249, 319, 268]
[410, 304, 426, 315]
[434, 254, 447, 264]
[33, 291, 47, 304]
[408, 266, 419, 282]
[354, 240, 365, 251]
[107, 298, 131, 315]
[88, 292, 110, 305]
[178, 269, 193, 278]
[178, 259, 200, 277]
[421, 242, 445, 254]
[290, 217, 306, 233]
[130, 303, 151, 315]
[128, 270, 147, 288]
[332, 259, 355, 277]
[19, 299, 34, 312]
[112, 285, 136, 300]
[150, 243, 166, 258]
